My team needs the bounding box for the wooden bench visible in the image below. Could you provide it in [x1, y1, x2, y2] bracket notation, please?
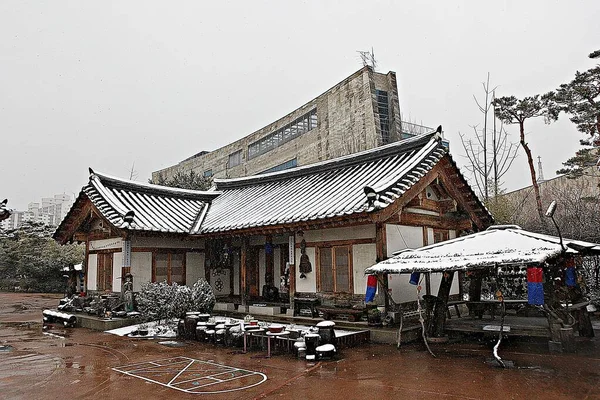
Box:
[293, 297, 320, 318]
[316, 306, 366, 322]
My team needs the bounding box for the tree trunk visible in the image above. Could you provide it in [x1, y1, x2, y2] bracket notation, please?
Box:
[432, 271, 455, 337]
[519, 121, 546, 226]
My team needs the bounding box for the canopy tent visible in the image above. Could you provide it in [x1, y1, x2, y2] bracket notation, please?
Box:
[365, 225, 600, 275]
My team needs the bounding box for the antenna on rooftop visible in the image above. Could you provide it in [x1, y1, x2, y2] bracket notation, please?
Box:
[358, 48, 377, 70]
[537, 156, 545, 183]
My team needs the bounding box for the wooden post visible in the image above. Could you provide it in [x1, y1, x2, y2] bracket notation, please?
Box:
[432, 271, 455, 337]
[241, 238, 248, 306]
[265, 235, 274, 287]
[375, 223, 389, 312]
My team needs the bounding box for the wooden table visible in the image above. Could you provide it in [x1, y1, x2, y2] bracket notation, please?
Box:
[294, 298, 320, 318]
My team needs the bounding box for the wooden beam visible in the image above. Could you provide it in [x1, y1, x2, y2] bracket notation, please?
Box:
[372, 164, 443, 224]
[399, 212, 472, 231]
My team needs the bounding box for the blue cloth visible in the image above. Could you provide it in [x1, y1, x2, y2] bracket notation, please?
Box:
[527, 282, 544, 305]
[365, 286, 377, 303]
[565, 267, 576, 287]
[409, 272, 420, 286]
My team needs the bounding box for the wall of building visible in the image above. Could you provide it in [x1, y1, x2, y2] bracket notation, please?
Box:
[131, 251, 152, 292]
[186, 252, 205, 286]
[385, 224, 459, 304]
[152, 66, 402, 183]
[112, 252, 123, 292]
[87, 253, 97, 291]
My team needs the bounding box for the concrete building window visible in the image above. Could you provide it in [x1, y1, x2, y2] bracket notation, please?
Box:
[260, 158, 298, 174]
[317, 245, 352, 293]
[228, 150, 242, 168]
[376, 90, 390, 144]
[248, 109, 317, 160]
[203, 169, 213, 178]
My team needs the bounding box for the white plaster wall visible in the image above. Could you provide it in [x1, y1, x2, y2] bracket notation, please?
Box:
[301, 225, 375, 243]
[352, 243, 376, 295]
[427, 228, 434, 246]
[211, 270, 230, 296]
[388, 270, 460, 304]
[112, 252, 123, 292]
[428, 273, 460, 296]
[89, 238, 122, 251]
[186, 252, 205, 286]
[233, 252, 240, 295]
[259, 249, 266, 290]
[131, 252, 152, 292]
[87, 253, 97, 291]
[295, 247, 316, 293]
[449, 230, 457, 239]
[385, 224, 423, 256]
[132, 236, 204, 250]
[388, 274, 419, 303]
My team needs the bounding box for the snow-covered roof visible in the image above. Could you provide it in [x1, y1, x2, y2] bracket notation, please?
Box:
[54, 131, 493, 242]
[58, 169, 220, 236]
[365, 225, 600, 274]
[201, 132, 490, 233]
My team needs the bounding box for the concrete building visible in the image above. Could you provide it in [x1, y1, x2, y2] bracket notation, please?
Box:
[152, 66, 432, 183]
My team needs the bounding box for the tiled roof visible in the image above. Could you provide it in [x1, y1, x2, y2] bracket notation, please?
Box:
[55, 131, 493, 241]
[82, 170, 220, 234]
[200, 132, 463, 233]
[364, 225, 600, 274]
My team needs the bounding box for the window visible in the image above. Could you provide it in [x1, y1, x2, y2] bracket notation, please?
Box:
[228, 150, 242, 168]
[203, 169, 213, 178]
[154, 252, 186, 285]
[433, 230, 449, 244]
[376, 90, 390, 144]
[97, 253, 113, 291]
[248, 108, 317, 159]
[259, 158, 298, 174]
[318, 246, 352, 293]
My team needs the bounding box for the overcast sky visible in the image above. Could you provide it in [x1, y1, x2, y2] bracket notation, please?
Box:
[1, 1, 598, 210]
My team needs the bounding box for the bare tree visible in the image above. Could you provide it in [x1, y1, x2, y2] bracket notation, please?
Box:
[460, 74, 519, 202]
[128, 161, 138, 181]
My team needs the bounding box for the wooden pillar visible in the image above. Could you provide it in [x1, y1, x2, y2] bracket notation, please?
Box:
[468, 270, 482, 301]
[289, 234, 296, 310]
[432, 271, 455, 337]
[375, 223, 389, 311]
[265, 235, 274, 287]
[241, 238, 248, 306]
[84, 238, 90, 294]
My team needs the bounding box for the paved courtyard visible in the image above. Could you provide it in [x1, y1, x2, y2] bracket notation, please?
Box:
[1, 293, 600, 399]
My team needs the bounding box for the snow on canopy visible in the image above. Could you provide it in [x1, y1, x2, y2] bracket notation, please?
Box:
[365, 225, 600, 275]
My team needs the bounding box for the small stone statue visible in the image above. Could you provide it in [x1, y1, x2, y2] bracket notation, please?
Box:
[123, 273, 134, 312]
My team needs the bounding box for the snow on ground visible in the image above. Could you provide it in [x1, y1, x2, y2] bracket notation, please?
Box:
[105, 316, 358, 338]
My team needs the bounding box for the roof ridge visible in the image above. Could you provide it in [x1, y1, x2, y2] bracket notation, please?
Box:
[90, 169, 221, 200]
[214, 131, 441, 190]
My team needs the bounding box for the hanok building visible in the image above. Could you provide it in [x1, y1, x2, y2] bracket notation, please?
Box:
[54, 132, 493, 314]
[152, 66, 433, 183]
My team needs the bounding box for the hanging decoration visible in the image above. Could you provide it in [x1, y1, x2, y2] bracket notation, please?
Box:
[298, 238, 312, 278]
[365, 275, 377, 303]
[409, 272, 420, 285]
[565, 257, 577, 287]
[527, 266, 544, 305]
